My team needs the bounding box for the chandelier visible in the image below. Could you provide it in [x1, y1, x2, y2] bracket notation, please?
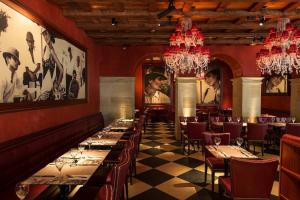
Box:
[163, 17, 210, 77]
[256, 18, 300, 75]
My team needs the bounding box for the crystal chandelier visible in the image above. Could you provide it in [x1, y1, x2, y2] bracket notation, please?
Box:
[163, 17, 210, 77]
[256, 18, 300, 75]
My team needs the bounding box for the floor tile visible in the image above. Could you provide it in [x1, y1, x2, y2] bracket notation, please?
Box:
[156, 162, 191, 176]
[130, 188, 177, 200]
[135, 169, 174, 186]
[174, 157, 205, 168]
[128, 178, 152, 198]
[143, 141, 164, 147]
[178, 169, 211, 187]
[135, 162, 152, 175]
[156, 177, 199, 200]
[136, 152, 152, 161]
[138, 156, 169, 168]
[144, 135, 162, 140]
[187, 188, 228, 200]
[156, 152, 184, 162]
[141, 148, 166, 156]
[139, 144, 152, 151]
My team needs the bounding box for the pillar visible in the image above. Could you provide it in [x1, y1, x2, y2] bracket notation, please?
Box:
[290, 78, 300, 121]
[100, 77, 135, 125]
[232, 77, 263, 122]
[175, 77, 197, 140]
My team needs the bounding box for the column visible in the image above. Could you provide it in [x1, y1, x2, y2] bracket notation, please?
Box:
[175, 77, 197, 140]
[232, 77, 263, 122]
[290, 78, 300, 121]
[100, 77, 135, 125]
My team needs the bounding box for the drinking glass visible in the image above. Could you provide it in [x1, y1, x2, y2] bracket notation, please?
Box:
[194, 116, 198, 122]
[15, 183, 29, 200]
[214, 136, 221, 146]
[281, 117, 286, 123]
[184, 117, 187, 124]
[69, 148, 78, 166]
[236, 117, 241, 123]
[78, 144, 85, 158]
[86, 137, 93, 150]
[215, 117, 219, 122]
[236, 137, 243, 147]
[291, 117, 296, 123]
[228, 117, 232, 122]
[55, 158, 65, 179]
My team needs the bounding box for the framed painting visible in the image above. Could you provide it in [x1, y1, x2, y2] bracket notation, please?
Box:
[0, 1, 87, 113]
[143, 64, 172, 105]
[262, 74, 290, 96]
[198, 65, 222, 105]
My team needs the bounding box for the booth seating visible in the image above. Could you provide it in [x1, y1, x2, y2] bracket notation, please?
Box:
[0, 113, 104, 199]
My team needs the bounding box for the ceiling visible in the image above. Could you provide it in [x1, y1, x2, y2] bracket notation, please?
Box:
[47, 0, 300, 45]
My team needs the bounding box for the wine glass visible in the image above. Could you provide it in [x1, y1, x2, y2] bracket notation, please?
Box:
[281, 117, 286, 123]
[69, 148, 78, 166]
[228, 117, 232, 123]
[78, 144, 85, 158]
[15, 183, 29, 200]
[86, 137, 93, 150]
[215, 117, 219, 122]
[291, 117, 296, 123]
[236, 137, 243, 147]
[184, 117, 187, 124]
[55, 158, 65, 179]
[214, 136, 221, 146]
[194, 116, 198, 122]
[236, 117, 241, 123]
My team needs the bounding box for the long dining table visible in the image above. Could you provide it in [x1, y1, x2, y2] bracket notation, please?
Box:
[21, 118, 134, 199]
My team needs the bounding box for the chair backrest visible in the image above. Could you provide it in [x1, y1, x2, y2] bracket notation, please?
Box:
[247, 123, 268, 141]
[286, 123, 300, 137]
[111, 150, 131, 200]
[186, 122, 207, 140]
[223, 122, 242, 141]
[202, 132, 230, 145]
[97, 184, 113, 200]
[230, 158, 278, 199]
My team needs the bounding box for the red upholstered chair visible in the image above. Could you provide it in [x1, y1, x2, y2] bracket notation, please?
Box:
[111, 150, 131, 200]
[246, 123, 268, 156]
[202, 132, 230, 192]
[183, 122, 207, 154]
[219, 158, 278, 200]
[179, 116, 198, 143]
[72, 184, 113, 200]
[286, 123, 300, 137]
[223, 122, 243, 144]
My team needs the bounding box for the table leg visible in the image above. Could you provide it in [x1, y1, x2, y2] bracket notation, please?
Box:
[58, 185, 69, 200]
[224, 159, 229, 177]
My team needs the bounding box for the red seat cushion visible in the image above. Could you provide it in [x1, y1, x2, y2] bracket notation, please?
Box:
[206, 157, 224, 170]
[219, 176, 231, 193]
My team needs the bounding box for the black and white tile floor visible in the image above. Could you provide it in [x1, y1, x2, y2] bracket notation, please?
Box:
[128, 122, 279, 200]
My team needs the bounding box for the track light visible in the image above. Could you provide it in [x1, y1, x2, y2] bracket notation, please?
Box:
[112, 18, 117, 26]
[259, 16, 265, 26]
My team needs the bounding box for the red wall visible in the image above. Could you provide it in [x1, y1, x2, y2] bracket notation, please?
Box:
[98, 45, 262, 110]
[0, 0, 99, 143]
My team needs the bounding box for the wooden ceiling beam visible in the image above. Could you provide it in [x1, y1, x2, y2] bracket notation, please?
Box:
[88, 32, 266, 39]
[95, 38, 256, 45]
[50, 0, 299, 3]
[216, 2, 230, 12]
[63, 9, 300, 18]
[283, 2, 300, 12]
[249, 2, 267, 12]
[77, 22, 276, 31]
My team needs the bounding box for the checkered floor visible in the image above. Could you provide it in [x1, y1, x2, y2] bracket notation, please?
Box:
[128, 122, 279, 200]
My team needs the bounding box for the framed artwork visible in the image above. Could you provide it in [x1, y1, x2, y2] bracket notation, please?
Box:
[0, 1, 87, 113]
[262, 74, 290, 96]
[143, 64, 172, 105]
[198, 66, 222, 105]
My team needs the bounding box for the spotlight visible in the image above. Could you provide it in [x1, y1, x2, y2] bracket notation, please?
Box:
[112, 18, 117, 26]
[259, 16, 265, 26]
[157, 23, 161, 27]
[150, 29, 156, 33]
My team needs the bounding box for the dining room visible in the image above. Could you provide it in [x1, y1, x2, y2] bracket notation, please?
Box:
[0, 0, 300, 200]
